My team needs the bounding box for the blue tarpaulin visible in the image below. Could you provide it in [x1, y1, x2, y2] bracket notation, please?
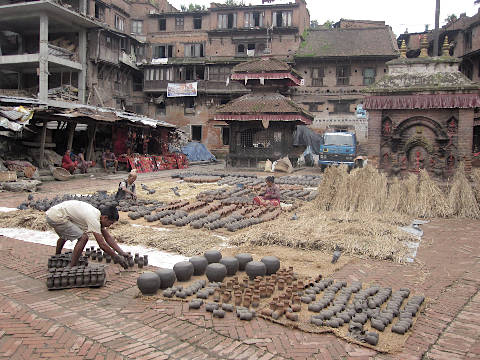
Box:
[181, 142, 216, 162]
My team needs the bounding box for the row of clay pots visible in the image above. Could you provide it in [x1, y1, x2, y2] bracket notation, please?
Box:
[137, 268, 177, 295]
[47, 266, 106, 289]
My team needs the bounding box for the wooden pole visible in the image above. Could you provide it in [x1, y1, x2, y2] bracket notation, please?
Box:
[39, 120, 47, 169]
[433, 0, 441, 56]
[66, 122, 76, 150]
[86, 122, 97, 162]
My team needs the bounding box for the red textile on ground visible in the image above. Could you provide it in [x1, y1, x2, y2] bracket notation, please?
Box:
[253, 196, 280, 207]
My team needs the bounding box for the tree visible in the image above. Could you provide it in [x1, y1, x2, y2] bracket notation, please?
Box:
[323, 20, 335, 29]
[444, 14, 458, 25]
[310, 20, 319, 29]
[224, 0, 245, 5]
[181, 3, 206, 11]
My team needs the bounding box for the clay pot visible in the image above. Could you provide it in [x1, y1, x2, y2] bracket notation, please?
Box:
[138, 258, 144, 269]
[261, 256, 280, 275]
[68, 274, 76, 287]
[235, 253, 253, 271]
[155, 268, 176, 289]
[245, 261, 266, 280]
[173, 261, 194, 282]
[219, 257, 239, 276]
[205, 263, 227, 283]
[47, 275, 54, 289]
[204, 250, 222, 264]
[189, 256, 209, 276]
[143, 255, 148, 266]
[137, 272, 160, 296]
[53, 274, 61, 288]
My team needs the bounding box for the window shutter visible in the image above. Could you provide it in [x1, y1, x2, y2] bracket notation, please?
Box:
[233, 13, 237, 28]
[272, 12, 277, 27]
[282, 12, 287, 27]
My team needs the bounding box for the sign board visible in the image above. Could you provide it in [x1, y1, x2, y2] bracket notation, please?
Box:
[167, 82, 198, 97]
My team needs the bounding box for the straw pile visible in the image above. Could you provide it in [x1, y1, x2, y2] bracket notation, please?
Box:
[0, 210, 49, 231]
[314, 164, 480, 219]
[109, 223, 223, 256]
[447, 164, 480, 218]
[229, 203, 413, 263]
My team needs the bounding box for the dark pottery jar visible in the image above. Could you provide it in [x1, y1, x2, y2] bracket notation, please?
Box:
[91, 252, 97, 260]
[143, 255, 148, 266]
[105, 255, 111, 263]
[189, 256, 208, 276]
[137, 272, 160, 295]
[53, 274, 61, 288]
[76, 272, 84, 286]
[245, 261, 266, 280]
[90, 271, 98, 285]
[261, 256, 280, 275]
[138, 258, 144, 269]
[128, 257, 135, 267]
[220, 257, 239, 276]
[97, 252, 103, 262]
[97, 271, 105, 285]
[205, 263, 227, 283]
[173, 261, 194, 282]
[204, 250, 222, 264]
[154, 268, 175, 289]
[134, 253, 139, 264]
[235, 254, 253, 270]
[68, 274, 76, 287]
[47, 274, 54, 289]
[61, 274, 68, 287]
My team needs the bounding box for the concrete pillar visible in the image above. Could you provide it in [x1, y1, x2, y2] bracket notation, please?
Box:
[78, 29, 87, 103]
[86, 122, 97, 161]
[79, 0, 87, 15]
[458, 109, 474, 156]
[39, 14, 49, 102]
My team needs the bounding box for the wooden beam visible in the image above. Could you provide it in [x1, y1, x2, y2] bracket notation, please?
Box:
[38, 120, 47, 169]
[86, 122, 97, 162]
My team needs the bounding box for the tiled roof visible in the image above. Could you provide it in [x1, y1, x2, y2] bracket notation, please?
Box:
[232, 58, 293, 73]
[296, 27, 399, 58]
[216, 92, 313, 119]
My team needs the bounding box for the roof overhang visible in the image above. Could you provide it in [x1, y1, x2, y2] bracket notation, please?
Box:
[0, 1, 100, 33]
[231, 72, 302, 86]
[214, 113, 312, 125]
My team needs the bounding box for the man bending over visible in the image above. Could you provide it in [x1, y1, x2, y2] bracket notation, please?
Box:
[46, 200, 128, 268]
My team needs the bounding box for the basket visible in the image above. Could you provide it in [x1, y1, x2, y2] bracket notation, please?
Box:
[52, 167, 73, 181]
[0, 171, 17, 182]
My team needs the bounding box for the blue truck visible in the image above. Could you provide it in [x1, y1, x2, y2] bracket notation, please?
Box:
[318, 132, 357, 170]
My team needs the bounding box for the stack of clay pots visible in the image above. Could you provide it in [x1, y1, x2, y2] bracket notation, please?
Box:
[47, 265, 106, 290]
[48, 252, 88, 269]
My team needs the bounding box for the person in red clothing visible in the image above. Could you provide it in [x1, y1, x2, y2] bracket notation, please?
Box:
[253, 176, 281, 206]
[62, 149, 77, 174]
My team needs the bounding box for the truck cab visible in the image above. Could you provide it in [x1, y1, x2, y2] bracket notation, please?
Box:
[318, 132, 357, 169]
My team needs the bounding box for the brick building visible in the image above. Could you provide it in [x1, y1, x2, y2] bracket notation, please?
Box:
[142, 0, 310, 156]
[365, 38, 480, 176]
[291, 20, 399, 144]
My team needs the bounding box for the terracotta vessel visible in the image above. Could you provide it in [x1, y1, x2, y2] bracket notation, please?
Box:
[189, 256, 208, 276]
[137, 272, 160, 295]
[173, 261, 194, 282]
[155, 268, 176, 289]
[261, 256, 280, 275]
[220, 257, 239, 276]
[205, 263, 227, 283]
[204, 250, 222, 264]
[245, 261, 266, 280]
[235, 253, 253, 271]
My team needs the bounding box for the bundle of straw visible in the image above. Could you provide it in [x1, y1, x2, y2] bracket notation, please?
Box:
[447, 162, 480, 218]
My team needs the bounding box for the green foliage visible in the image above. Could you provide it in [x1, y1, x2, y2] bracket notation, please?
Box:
[224, 0, 245, 6]
[444, 14, 457, 25]
[310, 20, 319, 29]
[181, 3, 206, 11]
[323, 20, 335, 29]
